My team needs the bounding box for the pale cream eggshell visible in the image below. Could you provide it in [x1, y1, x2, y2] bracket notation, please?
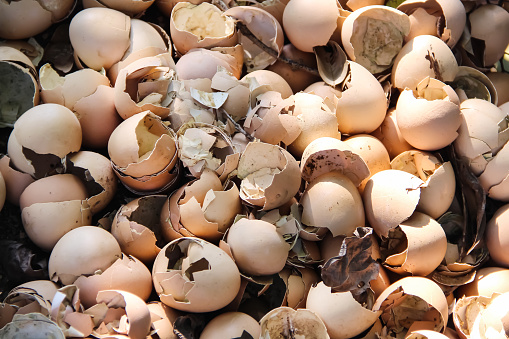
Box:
[200, 312, 261, 339]
[242, 69, 293, 99]
[152, 237, 241, 312]
[306, 282, 381, 339]
[259, 307, 329, 339]
[341, 5, 410, 74]
[282, 0, 339, 53]
[176, 48, 242, 80]
[486, 204, 509, 267]
[407, 330, 451, 339]
[383, 212, 447, 276]
[69, 7, 131, 71]
[49, 226, 121, 285]
[305, 81, 342, 102]
[339, 0, 384, 11]
[237, 142, 301, 211]
[170, 2, 237, 55]
[279, 267, 319, 309]
[147, 302, 181, 339]
[300, 171, 365, 237]
[363, 169, 424, 237]
[83, 0, 155, 15]
[226, 218, 290, 276]
[456, 266, 509, 298]
[478, 142, 509, 201]
[391, 35, 459, 91]
[0, 313, 65, 338]
[371, 107, 413, 159]
[0, 155, 34, 206]
[336, 62, 387, 135]
[74, 254, 153, 309]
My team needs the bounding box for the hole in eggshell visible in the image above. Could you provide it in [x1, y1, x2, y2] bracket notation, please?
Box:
[184, 257, 210, 281]
[22, 146, 64, 179]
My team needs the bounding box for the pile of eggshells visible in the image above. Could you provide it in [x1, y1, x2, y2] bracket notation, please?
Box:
[1, 0, 509, 338]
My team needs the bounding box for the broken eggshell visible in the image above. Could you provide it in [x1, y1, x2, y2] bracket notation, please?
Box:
[259, 307, 329, 339]
[152, 237, 241, 312]
[486, 204, 509, 267]
[371, 107, 413, 159]
[110, 195, 167, 264]
[176, 47, 242, 80]
[0, 313, 65, 339]
[200, 311, 261, 339]
[0, 155, 35, 205]
[242, 69, 293, 99]
[451, 66, 498, 105]
[82, 0, 155, 15]
[279, 267, 320, 309]
[237, 141, 301, 211]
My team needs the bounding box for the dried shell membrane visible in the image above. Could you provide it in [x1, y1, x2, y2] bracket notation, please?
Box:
[0, 313, 65, 339]
[0, 46, 39, 128]
[152, 237, 241, 312]
[111, 195, 167, 264]
[237, 142, 301, 210]
[108, 111, 179, 194]
[260, 307, 330, 339]
[341, 5, 411, 74]
[451, 66, 498, 105]
[177, 123, 238, 180]
[162, 169, 242, 242]
[114, 52, 176, 119]
[225, 6, 284, 71]
[170, 2, 237, 55]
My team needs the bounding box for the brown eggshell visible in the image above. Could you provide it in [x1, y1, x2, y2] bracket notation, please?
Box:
[49, 226, 121, 285]
[226, 218, 290, 276]
[382, 212, 447, 276]
[74, 254, 153, 309]
[341, 6, 410, 74]
[152, 238, 241, 312]
[279, 267, 319, 309]
[456, 266, 509, 298]
[487, 72, 509, 105]
[259, 307, 329, 339]
[0, 155, 35, 205]
[111, 195, 167, 264]
[147, 302, 180, 339]
[363, 169, 424, 237]
[453, 66, 498, 105]
[237, 142, 301, 210]
[300, 171, 365, 237]
[452, 295, 490, 339]
[373, 276, 448, 334]
[391, 35, 459, 91]
[486, 204, 509, 267]
[94, 290, 151, 339]
[201, 312, 261, 339]
[176, 48, 242, 80]
[336, 62, 388, 134]
[69, 7, 131, 70]
[306, 282, 381, 339]
[478, 142, 509, 201]
[83, 0, 155, 15]
[282, 0, 339, 53]
[371, 107, 413, 159]
[242, 70, 293, 99]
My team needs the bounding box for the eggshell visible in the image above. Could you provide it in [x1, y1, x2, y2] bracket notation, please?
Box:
[341, 6, 410, 74]
[242, 70, 293, 99]
[201, 312, 261, 339]
[237, 142, 301, 210]
[457, 266, 509, 298]
[147, 302, 180, 339]
[478, 142, 509, 201]
[226, 218, 290, 276]
[371, 107, 413, 159]
[300, 171, 365, 237]
[407, 330, 451, 339]
[336, 62, 387, 134]
[49, 226, 122, 285]
[382, 212, 447, 276]
[83, 0, 155, 15]
[486, 204, 509, 267]
[69, 7, 131, 70]
[391, 35, 459, 91]
[0, 155, 34, 206]
[0, 313, 65, 339]
[363, 169, 424, 237]
[176, 48, 242, 80]
[74, 254, 152, 309]
[279, 267, 320, 309]
[306, 282, 381, 339]
[487, 72, 509, 105]
[282, 0, 339, 53]
[396, 77, 461, 151]
[452, 66, 498, 105]
[152, 238, 241, 312]
[259, 307, 329, 339]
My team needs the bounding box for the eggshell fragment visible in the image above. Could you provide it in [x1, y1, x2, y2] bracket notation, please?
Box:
[152, 238, 241, 312]
[83, 0, 155, 15]
[147, 302, 180, 339]
[237, 142, 301, 210]
[478, 142, 509, 201]
[242, 69, 293, 99]
[201, 312, 261, 339]
[259, 307, 329, 339]
[176, 48, 242, 80]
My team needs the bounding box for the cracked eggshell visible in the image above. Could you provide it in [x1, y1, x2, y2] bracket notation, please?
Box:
[363, 169, 424, 238]
[382, 212, 447, 276]
[391, 35, 459, 91]
[300, 171, 365, 237]
[147, 302, 180, 339]
[226, 218, 290, 276]
[373, 276, 448, 335]
[19, 174, 92, 251]
[478, 142, 509, 201]
[237, 142, 301, 211]
[49, 226, 121, 286]
[486, 204, 509, 267]
[260, 307, 329, 339]
[0, 155, 34, 206]
[94, 290, 152, 339]
[74, 254, 153, 309]
[279, 267, 320, 309]
[224, 6, 284, 71]
[336, 62, 387, 135]
[391, 150, 455, 219]
[282, 0, 339, 53]
[341, 6, 410, 74]
[7, 103, 82, 178]
[242, 69, 293, 99]
[152, 237, 241, 312]
[170, 2, 237, 55]
[111, 195, 167, 264]
[396, 77, 461, 151]
[457, 266, 509, 298]
[0, 0, 74, 40]
[176, 48, 242, 80]
[397, 0, 466, 48]
[83, 0, 155, 15]
[306, 282, 381, 339]
[201, 312, 261, 339]
[69, 7, 131, 71]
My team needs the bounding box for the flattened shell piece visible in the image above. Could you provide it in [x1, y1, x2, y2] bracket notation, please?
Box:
[237, 141, 301, 210]
[260, 307, 330, 339]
